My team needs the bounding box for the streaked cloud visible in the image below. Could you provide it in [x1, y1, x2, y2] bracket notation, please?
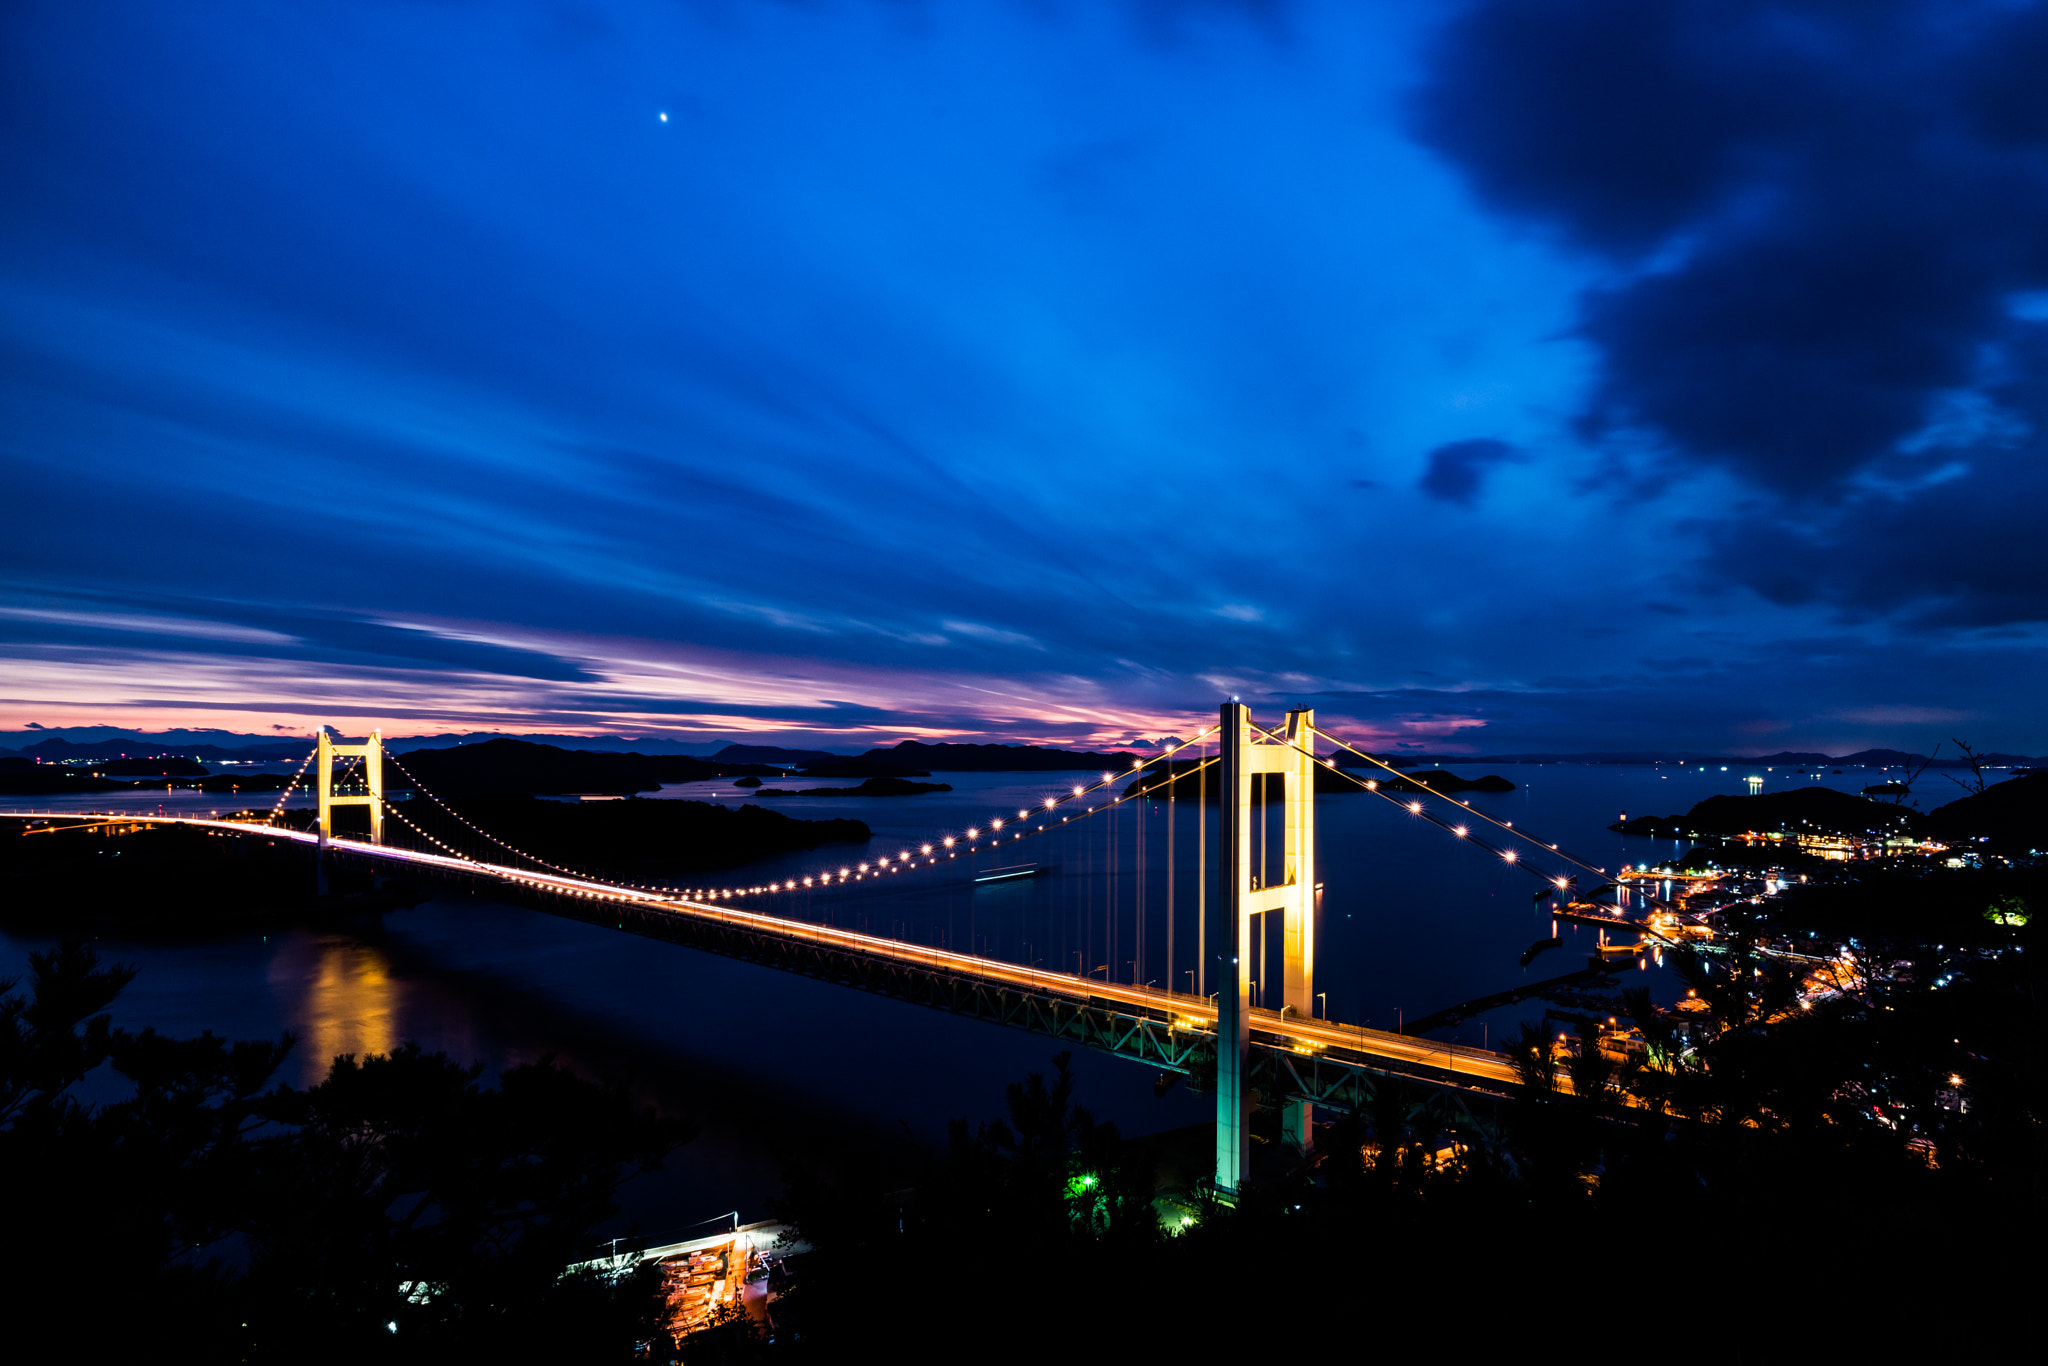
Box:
[1, 0, 2042, 754]
[1829, 705, 1970, 727]
[0, 606, 296, 645]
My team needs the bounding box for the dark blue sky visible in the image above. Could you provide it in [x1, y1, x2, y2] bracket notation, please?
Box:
[4, 0, 2045, 753]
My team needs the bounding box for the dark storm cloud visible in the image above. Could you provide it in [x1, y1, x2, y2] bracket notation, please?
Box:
[1283, 629, 2034, 755]
[1411, 0, 2048, 621]
[1417, 437, 1517, 505]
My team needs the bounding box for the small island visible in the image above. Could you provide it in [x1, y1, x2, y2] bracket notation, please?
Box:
[754, 777, 954, 797]
[1612, 786, 1922, 840]
[796, 759, 933, 779]
[1366, 769, 1517, 795]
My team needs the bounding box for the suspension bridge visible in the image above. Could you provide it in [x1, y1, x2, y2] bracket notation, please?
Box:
[10, 702, 1627, 1198]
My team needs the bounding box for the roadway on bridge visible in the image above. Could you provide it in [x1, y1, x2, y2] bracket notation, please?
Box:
[5, 810, 1523, 1091]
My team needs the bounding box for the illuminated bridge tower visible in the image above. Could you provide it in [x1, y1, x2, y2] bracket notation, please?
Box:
[1215, 702, 1318, 1199]
[315, 729, 385, 848]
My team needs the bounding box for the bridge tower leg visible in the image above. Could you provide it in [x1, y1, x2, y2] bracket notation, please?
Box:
[1216, 702, 1251, 1199]
[1279, 707, 1316, 1156]
[364, 732, 384, 846]
[1215, 702, 1320, 1200]
[315, 730, 332, 895]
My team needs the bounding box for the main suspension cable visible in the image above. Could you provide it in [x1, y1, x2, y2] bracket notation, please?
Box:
[1308, 725, 1609, 882]
[263, 744, 317, 825]
[383, 750, 608, 881]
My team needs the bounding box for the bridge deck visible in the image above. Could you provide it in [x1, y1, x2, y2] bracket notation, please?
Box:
[5, 812, 1524, 1103]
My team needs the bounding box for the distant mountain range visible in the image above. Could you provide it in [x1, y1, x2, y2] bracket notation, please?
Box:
[2, 727, 2038, 770]
[387, 739, 785, 795]
[0, 729, 738, 761]
[1345, 749, 2044, 769]
[2, 735, 317, 762]
[853, 741, 1147, 772]
[711, 744, 844, 766]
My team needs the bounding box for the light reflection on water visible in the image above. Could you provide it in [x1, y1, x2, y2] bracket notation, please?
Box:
[269, 936, 398, 1085]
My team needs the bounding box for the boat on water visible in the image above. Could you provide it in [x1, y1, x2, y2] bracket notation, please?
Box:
[973, 863, 1045, 884]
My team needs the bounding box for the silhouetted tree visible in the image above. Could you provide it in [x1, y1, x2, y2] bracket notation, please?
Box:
[1947, 738, 1992, 796]
[238, 1044, 688, 1359]
[0, 941, 292, 1347]
[0, 943, 691, 1362]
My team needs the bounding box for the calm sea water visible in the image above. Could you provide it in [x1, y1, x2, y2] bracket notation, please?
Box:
[0, 758, 1908, 1233]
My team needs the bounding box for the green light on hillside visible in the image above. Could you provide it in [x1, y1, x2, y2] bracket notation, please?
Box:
[1986, 896, 2031, 928]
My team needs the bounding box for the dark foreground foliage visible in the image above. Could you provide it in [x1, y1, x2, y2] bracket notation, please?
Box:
[10, 858, 2042, 1358]
[0, 944, 689, 1362]
[735, 866, 2045, 1357]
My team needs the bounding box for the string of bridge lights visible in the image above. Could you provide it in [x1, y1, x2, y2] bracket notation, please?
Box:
[382, 800, 487, 865]
[272, 719, 1608, 912]
[382, 750, 611, 881]
[375, 730, 1224, 906]
[263, 746, 317, 825]
[1299, 724, 1609, 890]
[244, 742, 617, 886]
[377, 743, 1172, 904]
[668, 727, 1225, 903]
[1210, 717, 1598, 894]
[680, 716, 1609, 906]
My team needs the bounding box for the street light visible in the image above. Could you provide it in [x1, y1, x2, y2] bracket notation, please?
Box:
[1316, 991, 1326, 1020]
